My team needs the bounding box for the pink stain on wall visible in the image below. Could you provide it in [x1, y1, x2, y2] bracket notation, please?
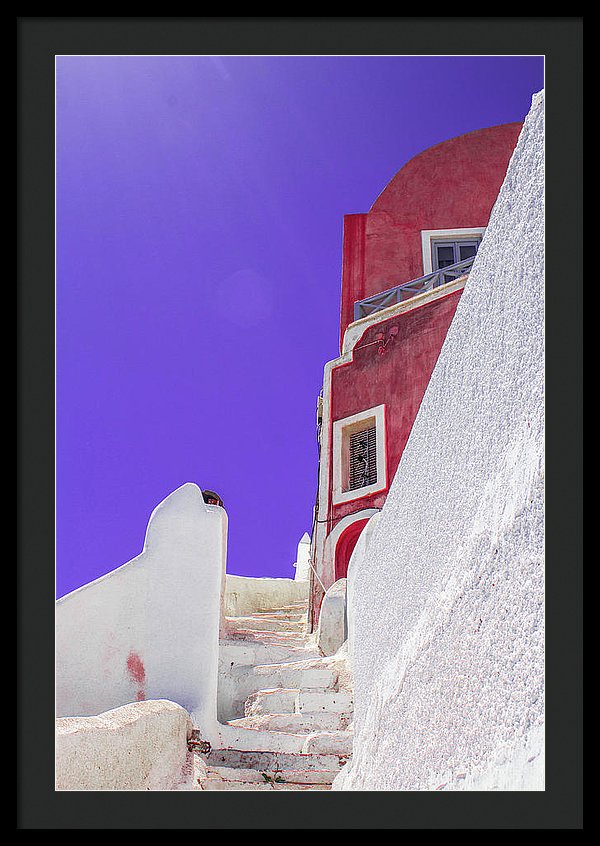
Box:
[126, 651, 146, 701]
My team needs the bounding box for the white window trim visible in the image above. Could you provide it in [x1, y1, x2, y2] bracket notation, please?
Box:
[332, 404, 387, 505]
[420, 227, 486, 275]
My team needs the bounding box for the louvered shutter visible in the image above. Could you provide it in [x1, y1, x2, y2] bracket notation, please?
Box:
[349, 426, 377, 490]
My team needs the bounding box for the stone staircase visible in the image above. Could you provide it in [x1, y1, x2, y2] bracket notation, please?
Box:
[195, 598, 353, 790]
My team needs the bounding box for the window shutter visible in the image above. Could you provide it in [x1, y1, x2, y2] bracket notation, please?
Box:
[349, 426, 377, 490]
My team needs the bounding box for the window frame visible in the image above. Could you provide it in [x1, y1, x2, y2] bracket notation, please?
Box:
[420, 228, 486, 275]
[332, 404, 387, 505]
[431, 238, 481, 270]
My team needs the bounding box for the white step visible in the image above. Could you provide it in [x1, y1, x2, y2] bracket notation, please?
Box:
[227, 604, 307, 622]
[227, 711, 350, 734]
[297, 690, 354, 714]
[218, 651, 327, 722]
[205, 748, 348, 774]
[244, 687, 353, 718]
[207, 765, 337, 785]
[246, 608, 308, 621]
[220, 640, 322, 667]
[225, 616, 306, 634]
[250, 662, 338, 691]
[244, 687, 300, 716]
[301, 729, 354, 756]
[200, 778, 330, 791]
[224, 628, 308, 646]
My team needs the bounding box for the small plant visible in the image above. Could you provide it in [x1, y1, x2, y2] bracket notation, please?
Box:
[261, 763, 286, 787]
[261, 771, 285, 784]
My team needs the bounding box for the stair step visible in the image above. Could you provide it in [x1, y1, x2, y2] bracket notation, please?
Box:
[227, 711, 350, 733]
[218, 654, 329, 724]
[250, 662, 338, 691]
[231, 604, 307, 620]
[200, 778, 330, 791]
[220, 640, 322, 666]
[301, 729, 354, 756]
[249, 608, 307, 619]
[225, 628, 307, 644]
[297, 690, 354, 714]
[225, 616, 306, 634]
[244, 688, 353, 717]
[207, 765, 337, 785]
[205, 748, 349, 774]
[244, 688, 300, 716]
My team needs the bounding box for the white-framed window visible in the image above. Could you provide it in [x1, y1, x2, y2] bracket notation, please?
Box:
[420, 228, 486, 275]
[332, 405, 387, 505]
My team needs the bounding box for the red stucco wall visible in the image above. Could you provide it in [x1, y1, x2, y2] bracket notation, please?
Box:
[310, 288, 464, 627]
[339, 123, 522, 346]
[329, 288, 463, 530]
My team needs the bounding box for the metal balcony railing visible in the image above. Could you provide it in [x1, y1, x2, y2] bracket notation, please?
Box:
[353, 256, 475, 321]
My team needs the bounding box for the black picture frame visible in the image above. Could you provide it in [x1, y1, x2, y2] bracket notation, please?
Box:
[18, 16, 583, 830]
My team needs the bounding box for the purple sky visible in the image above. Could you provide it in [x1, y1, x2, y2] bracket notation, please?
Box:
[56, 55, 544, 598]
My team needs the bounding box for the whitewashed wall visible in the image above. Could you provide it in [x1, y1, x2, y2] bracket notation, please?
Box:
[345, 513, 381, 660]
[223, 574, 308, 617]
[56, 483, 227, 746]
[316, 578, 347, 656]
[55, 700, 194, 791]
[336, 91, 545, 791]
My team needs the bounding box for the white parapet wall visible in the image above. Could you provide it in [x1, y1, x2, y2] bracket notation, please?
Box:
[55, 482, 227, 747]
[335, 91, 545, 791]
[223, 573, 308, 617]
[55, 700, 195, 791]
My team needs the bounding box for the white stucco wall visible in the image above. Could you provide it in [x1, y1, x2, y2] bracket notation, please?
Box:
[55, 699, 194, 791]
[335, 91, 545, 791]
[56, 483, 227, 746]
[316, 578, 347, 657]
[345, 512, 381, 661]
[223, 574, 308, 617]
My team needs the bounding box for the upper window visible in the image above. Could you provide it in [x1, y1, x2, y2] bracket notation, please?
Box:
[420, 228, 486, 275]
[431, 238, 481, 271]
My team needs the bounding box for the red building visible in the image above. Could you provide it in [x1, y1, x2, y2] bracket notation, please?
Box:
[308, 122, 522, 630]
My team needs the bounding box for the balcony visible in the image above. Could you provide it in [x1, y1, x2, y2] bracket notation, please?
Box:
[353, 256, 474, 322]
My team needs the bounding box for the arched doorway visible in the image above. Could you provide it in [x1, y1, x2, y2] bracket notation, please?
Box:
[334, 518, 370, 581]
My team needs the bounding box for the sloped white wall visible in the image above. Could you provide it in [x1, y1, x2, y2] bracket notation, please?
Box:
[56, 483, 227, 746]
[336, 91, 545, 791]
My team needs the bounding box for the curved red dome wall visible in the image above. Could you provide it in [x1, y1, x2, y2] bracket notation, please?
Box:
[339, 123, 522, 346]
